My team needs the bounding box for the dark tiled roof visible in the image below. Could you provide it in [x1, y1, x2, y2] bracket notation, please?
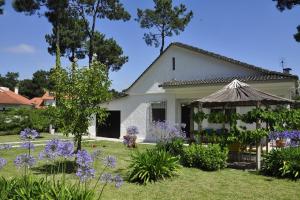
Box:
[125, 42, 298, 92]
[159, 74, 297, 88]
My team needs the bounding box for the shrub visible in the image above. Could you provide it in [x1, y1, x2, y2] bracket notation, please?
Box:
[128, 148, 181, 184]
[156, 137, 185, 156]
[262, 147, 300, 179]
[0, 108, 50, 134]
[0, 176, 95, 200]
[181, 144, 228, 171]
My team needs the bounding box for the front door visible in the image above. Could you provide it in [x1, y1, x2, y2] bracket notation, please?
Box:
[181, 105, 191, 138]
[96, 111, 121, 138]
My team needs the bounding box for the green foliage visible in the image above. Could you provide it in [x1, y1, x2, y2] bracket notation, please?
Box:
[70, 0, 130, 65]
[193, 111, 207, 126]
[136, 0, 193, 54]
[45, 13, 87, 62]
[50, 58, 111, 151]
[156, 138, 185, 156]
[208, 111, 226, 124]
[262, 147, 300, 179]
[295, 25, 300, 42]
[0, 176, 94, 200]
[273, 0, 300, 11]
[181, 144, 228, 171]
[0, 108, 50, 134]
[91, 31, 128, 72]
[0, 72, 19, 91]
[0, 0, 4, 15]
[19, 70, 54, 99]
[128, 148, 181, 184]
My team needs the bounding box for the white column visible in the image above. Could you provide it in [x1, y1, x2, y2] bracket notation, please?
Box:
[88, 114, 97, 138]
[167, 95, 176, 124]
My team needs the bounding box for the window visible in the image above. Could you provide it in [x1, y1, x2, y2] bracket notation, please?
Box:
[172, 57, 175, 71]
[151, 102, 166, 122]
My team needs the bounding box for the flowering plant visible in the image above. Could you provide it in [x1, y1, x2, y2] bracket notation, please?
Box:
[269, 130, 300, 147]
[123, 126, 139, 148]
[150, 121, 186, 142]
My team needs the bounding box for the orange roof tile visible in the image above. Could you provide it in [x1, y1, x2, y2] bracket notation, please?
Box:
[0, 87, 33, 106]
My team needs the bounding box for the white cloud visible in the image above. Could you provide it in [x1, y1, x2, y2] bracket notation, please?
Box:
[4, 44, 36, 54]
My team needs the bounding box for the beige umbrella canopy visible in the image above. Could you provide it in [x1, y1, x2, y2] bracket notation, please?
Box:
[194, 79, 293, 107]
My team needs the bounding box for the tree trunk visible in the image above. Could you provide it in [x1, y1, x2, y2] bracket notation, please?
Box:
[160, 27, 165, 55]
[55, 24, 61, 68]
[76, 135, 82, 152]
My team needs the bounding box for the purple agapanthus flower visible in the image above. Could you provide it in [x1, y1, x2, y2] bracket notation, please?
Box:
[0, 144, 12, 150]
[100, 173, 113, 183]
[20, 128, 39, 140]
[41, 139, 60, 160]
[151, 121, 186, 141]
[20, 141, 35, 151]
[76, 167, 96, 182]
[58, 141, 74, 158]
[127, 126, 139, 135]
[0, 158, 7, 170]
[103, 155, 116, 168]
[91, 149, 102, 160]
[114, 174, 124, 189]
[14, 154, 36, 168]
[76, 150, 93, 168]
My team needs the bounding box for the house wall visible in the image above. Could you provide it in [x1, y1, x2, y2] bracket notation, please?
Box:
[88, 44, 297, 141]
[89, 80, 295, 141]
[127, 46, 261, 95]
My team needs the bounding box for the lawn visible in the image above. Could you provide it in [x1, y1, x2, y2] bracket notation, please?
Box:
[0, 133, 69, 143]
[0, 140, 299, 200]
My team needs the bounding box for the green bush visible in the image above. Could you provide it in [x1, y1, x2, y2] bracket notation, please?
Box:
[181, 144, 228, 171]
[262, 147, 300, 179]
[156, 138, 185, 156]
[0, 176, 95, 200]
[0, 108, 50, 134]
[128, 148, 181, 184]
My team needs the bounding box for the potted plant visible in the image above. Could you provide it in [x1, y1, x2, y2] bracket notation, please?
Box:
[123, 126, 139, 148]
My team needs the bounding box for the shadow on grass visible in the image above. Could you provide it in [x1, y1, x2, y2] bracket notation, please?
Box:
[32, 160, 76, 175]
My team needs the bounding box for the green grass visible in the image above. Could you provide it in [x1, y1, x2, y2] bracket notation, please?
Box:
[0, 133, 70, 143]
[0, 140, 299, 200]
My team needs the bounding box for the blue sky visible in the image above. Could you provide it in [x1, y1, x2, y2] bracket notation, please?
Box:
[0, 0, 299, 91]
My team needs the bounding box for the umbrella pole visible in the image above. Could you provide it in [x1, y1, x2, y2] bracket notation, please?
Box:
[256, 102, 262, 170]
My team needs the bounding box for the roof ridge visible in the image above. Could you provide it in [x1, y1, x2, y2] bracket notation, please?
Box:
[125, 42, 298, 92]
[171, 42, 297, 78]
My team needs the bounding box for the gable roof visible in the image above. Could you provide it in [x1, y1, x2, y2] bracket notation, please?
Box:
[160, 74, 297, 88]
[0, 87, 33, 106]
[30, 91, 55, 109]
[125, 42, 298, 92]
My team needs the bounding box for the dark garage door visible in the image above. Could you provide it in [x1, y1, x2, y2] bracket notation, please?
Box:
[96, 111, 120, 138]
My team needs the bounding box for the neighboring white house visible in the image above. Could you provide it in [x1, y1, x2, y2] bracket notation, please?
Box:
[88, 42, 298, 141]
[0, 87, 33, 111]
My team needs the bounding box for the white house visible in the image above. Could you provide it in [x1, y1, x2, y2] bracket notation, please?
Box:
[88, 42, 298, 141]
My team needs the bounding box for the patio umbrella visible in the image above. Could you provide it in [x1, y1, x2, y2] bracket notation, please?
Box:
[195, 79, 293, 107]
[193, 79, 294, 170]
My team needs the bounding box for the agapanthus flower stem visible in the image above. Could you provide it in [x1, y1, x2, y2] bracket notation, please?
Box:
[97, 182, 108, 200]
[93, 166, 107, 191]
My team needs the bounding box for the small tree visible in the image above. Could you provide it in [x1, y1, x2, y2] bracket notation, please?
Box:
[136, 0, 193, 54]
[50, 56, 111, 151]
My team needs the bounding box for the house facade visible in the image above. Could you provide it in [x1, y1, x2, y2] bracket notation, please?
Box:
[0, 87, 33, 111]
[88, 43, 298, 141]
[30, 91, 56, 109]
